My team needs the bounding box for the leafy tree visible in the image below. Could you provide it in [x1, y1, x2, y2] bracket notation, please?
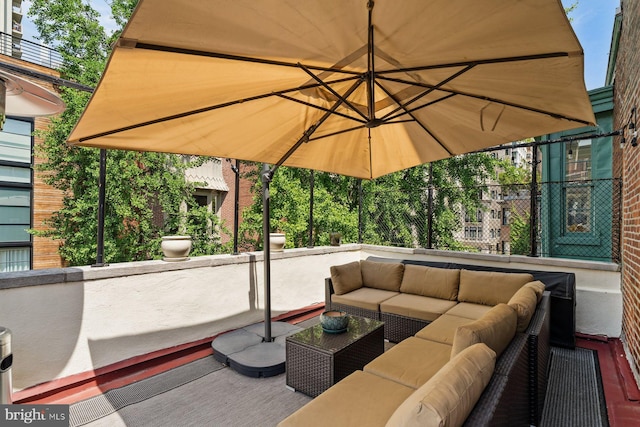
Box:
[239, 152, 498, 252]
[238, 166, 359, 250]
[428, 153, 498, 249]
[509, 208, 531, 255]
[496, 151, 534, 255]
[29, 0, 229, 265]
[498, 159, 532, 188]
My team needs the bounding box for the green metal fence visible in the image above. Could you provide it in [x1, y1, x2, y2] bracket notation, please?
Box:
[359, 178, 621, 263]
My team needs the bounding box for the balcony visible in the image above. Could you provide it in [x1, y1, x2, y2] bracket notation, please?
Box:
[1, 243, 635, 425]
[0, 32, 63, 69]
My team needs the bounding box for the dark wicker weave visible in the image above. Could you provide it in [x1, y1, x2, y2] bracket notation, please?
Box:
[380, 312, 430, 342]
[285, 315, 384, 398]
[331, 302, 380, 321]
[464, 334, 530, 427]
[527, 292, 551, 425]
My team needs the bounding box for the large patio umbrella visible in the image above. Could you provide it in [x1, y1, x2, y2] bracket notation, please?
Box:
[67, 0, 595, 374]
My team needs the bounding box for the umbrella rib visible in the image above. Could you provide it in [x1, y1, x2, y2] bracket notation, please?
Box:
[379, 65, 475, 121]
[297, 62, 369, 120]
[274, 77, 365, 168]
[276, 93, 367, 124]
[375, 81, 455, 156]
[375, 52, 572, 75]
[133, 42, 362, 76]
[307, 124, 367, 142]
[308, 118, 432, 143]
[76, 77, 360, 142]
[377, 75, 593, 126]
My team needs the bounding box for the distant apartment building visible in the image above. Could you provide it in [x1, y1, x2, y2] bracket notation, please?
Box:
[0, 0, 23, 59]
[454, 144, 532, 254]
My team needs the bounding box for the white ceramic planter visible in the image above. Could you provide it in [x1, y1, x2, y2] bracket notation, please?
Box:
[269, 233, 286, 252]
[161, 235, 192, 261]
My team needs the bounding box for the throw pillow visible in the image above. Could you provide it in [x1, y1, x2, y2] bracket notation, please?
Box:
[360, 260, 405, 292]
[385, 343, 496, 427]
[508, 285, 539, 332]
[330, 261, 363, 295]
[399, 265, 460, 300]
[458, 269, 534, 306]
[525, 280, 546, 302]
[451, 303, 517, 359]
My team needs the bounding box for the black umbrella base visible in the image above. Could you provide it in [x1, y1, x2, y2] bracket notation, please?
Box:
[211, 321, 303, 377]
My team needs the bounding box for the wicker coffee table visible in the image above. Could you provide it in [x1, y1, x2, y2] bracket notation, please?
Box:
[285, 315, 384, 397]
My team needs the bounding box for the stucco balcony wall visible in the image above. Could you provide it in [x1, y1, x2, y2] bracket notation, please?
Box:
[0, 244, 621, 392]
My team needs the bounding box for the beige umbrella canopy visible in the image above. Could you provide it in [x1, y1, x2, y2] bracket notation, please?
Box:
[67, 0, 596, 374]
[68, 0, 594, 180]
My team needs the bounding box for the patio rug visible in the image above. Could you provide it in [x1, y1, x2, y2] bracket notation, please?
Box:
[69, 355, 311, 427]
[69, 356, 225, 426]
[541, 346, 609, 427]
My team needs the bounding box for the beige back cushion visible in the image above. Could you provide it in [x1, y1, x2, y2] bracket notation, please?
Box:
[451, 304, 517, 359]
[508, 285, 539, 332]
[360, 260, 405, 292]
[385, 343, 496, 427]
[330, 261, 363, 295]
[458, 270, 534, 306]
[400, 265, 460, 300]
[525, 280, 546, 302]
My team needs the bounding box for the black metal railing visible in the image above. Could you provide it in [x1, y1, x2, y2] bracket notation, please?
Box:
[0, 32, 62, 70]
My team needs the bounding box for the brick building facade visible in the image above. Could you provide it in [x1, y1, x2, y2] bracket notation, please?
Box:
[614, 0, 640, 380]
[220, 159, 256, 250]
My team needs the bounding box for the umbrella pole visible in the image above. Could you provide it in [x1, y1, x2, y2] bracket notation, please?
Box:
[232, 159, 240, 255]
[93, 149, 107, 267]
[308, 170, 314, 248]
[262, 164, 273, 342]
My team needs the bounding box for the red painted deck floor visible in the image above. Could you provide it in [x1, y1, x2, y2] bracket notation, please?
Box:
[13, 305, 326, 406]
[12, 311, 640, 427]
[577, 335, 640, 426]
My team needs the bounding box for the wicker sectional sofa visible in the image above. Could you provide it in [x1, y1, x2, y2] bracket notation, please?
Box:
[279, 260, 551, 427]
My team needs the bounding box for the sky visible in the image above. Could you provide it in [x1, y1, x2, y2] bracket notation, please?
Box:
[561, 0, 619, 89]
[21, 0, 117, 38]
[20, 0, 619, 91]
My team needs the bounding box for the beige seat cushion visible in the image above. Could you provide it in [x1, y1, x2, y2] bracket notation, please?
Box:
[330, 261, 363, 295]
[451, 303, 517, 359]
[385, 343, 496, 427]
[361, 260, 405, 291]
[445, 302, 492, 320]
[332, 287, 398, 311]
[278, 371, 414, 427]
[458, 269, 534, 306]
[400, 264, 460, 300]
[525, 280, 546, 302]
[364, 337, 452, 389]
[415, 314, 475, 345]
[508, 285, 539, 332]
[380, 294, 458, 322]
